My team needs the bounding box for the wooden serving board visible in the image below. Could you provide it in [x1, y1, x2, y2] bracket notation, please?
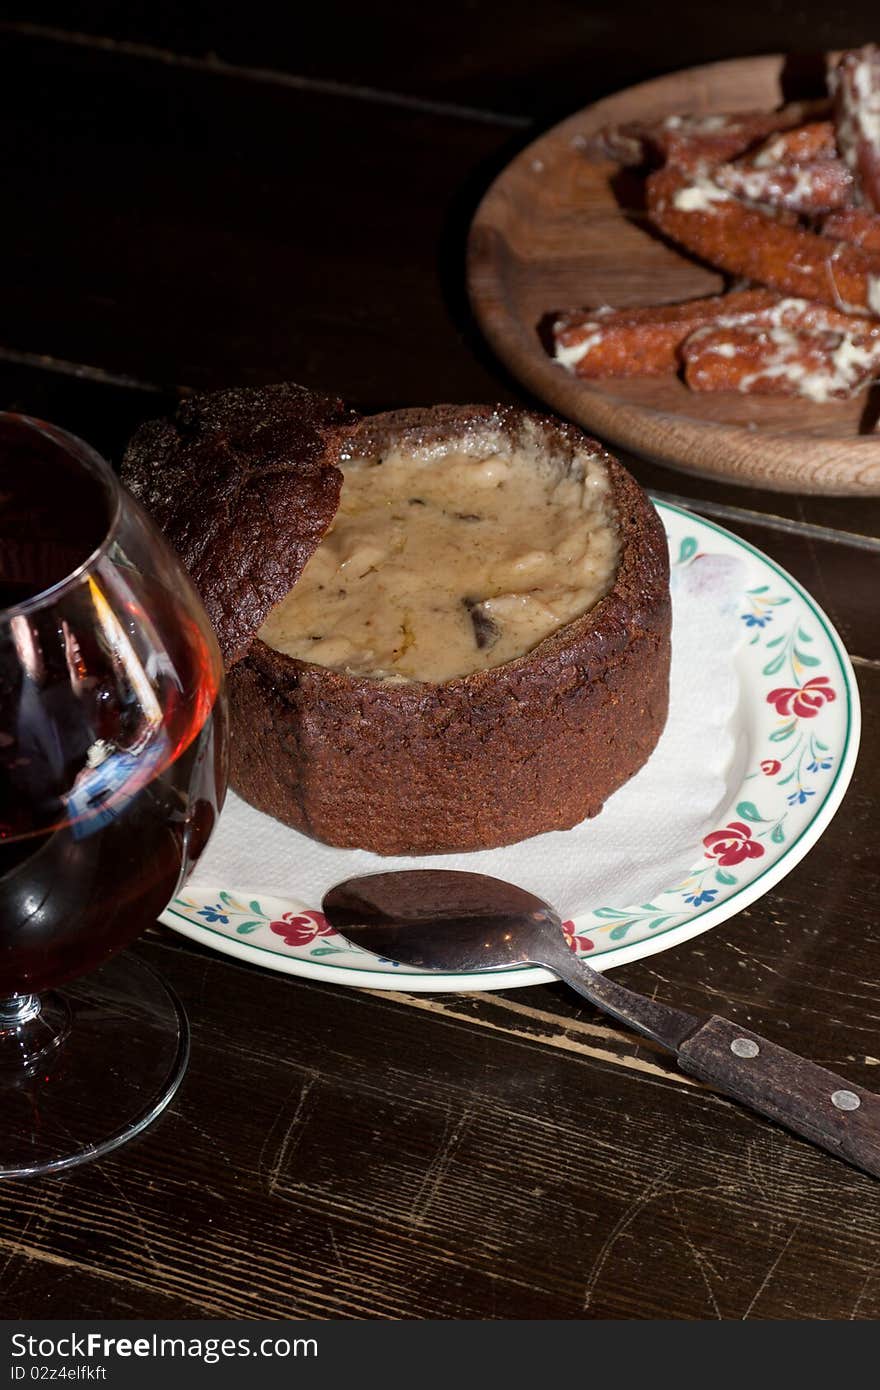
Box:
[467, 55, 880, 496]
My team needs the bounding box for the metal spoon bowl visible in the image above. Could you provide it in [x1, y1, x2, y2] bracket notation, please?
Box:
[323, 869, 880, 1180]
[323, 869, 696, 1044]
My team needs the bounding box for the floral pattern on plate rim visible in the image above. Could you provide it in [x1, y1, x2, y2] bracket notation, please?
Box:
[168, 506, 854, 973]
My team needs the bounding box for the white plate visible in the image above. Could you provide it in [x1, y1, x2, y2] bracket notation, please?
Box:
[161, 502, 860, 990]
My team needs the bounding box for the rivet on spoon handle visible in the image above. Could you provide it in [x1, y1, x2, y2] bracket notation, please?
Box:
[675, 1017, 880, 1178]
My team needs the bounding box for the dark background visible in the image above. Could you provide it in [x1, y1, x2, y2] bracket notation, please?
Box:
[4, 2, 876, 119]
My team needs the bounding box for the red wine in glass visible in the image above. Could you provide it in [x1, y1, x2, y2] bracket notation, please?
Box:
[0, 413, 227, 1176]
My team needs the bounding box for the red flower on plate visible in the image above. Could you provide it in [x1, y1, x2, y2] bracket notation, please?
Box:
[767, 676, 836, 720]
[562, 919, 595, 954]
[269, 910, 336, 947]
[760, 758, 782, 776]
[703, 822, 765, 868]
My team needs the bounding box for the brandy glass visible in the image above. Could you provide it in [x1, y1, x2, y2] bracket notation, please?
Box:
[0, 414, 227, 1176]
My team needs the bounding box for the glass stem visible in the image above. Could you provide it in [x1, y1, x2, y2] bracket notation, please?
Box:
[0, 992, 69, 1074]
[0, 994, 42, 1030]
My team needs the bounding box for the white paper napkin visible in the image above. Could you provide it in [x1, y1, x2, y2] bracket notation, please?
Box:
[189, 549, 746, 918]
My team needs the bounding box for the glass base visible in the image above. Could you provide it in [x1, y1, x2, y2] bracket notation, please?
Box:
[0, 953, 189, 1178]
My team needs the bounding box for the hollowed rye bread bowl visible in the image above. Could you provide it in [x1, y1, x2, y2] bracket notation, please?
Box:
[122, 383, 671, 855]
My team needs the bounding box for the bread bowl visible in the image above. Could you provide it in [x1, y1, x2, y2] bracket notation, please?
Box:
[123, 385, 670, 854]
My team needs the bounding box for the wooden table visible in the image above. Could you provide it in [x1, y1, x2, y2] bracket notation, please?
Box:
[1, 6, 879, 1321]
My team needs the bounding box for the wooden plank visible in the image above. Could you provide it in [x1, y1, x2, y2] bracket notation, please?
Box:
[0, 358, 175, 463]
[6, 9, 877, 121]
[0, 33, 518, 408]
[2, 928, 880, 1320]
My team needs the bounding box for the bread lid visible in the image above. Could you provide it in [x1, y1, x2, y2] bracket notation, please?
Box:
[121, 383, 354, 668]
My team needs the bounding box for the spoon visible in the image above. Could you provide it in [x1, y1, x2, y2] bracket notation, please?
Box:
[323, 869, 880, 1179]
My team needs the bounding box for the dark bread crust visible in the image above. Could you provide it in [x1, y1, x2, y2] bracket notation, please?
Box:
[121, 382, 354, 667]
[228, 404, 671, 854]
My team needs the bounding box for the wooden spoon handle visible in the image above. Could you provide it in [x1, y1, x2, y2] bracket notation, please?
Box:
[677, 1016, 880, 1178]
